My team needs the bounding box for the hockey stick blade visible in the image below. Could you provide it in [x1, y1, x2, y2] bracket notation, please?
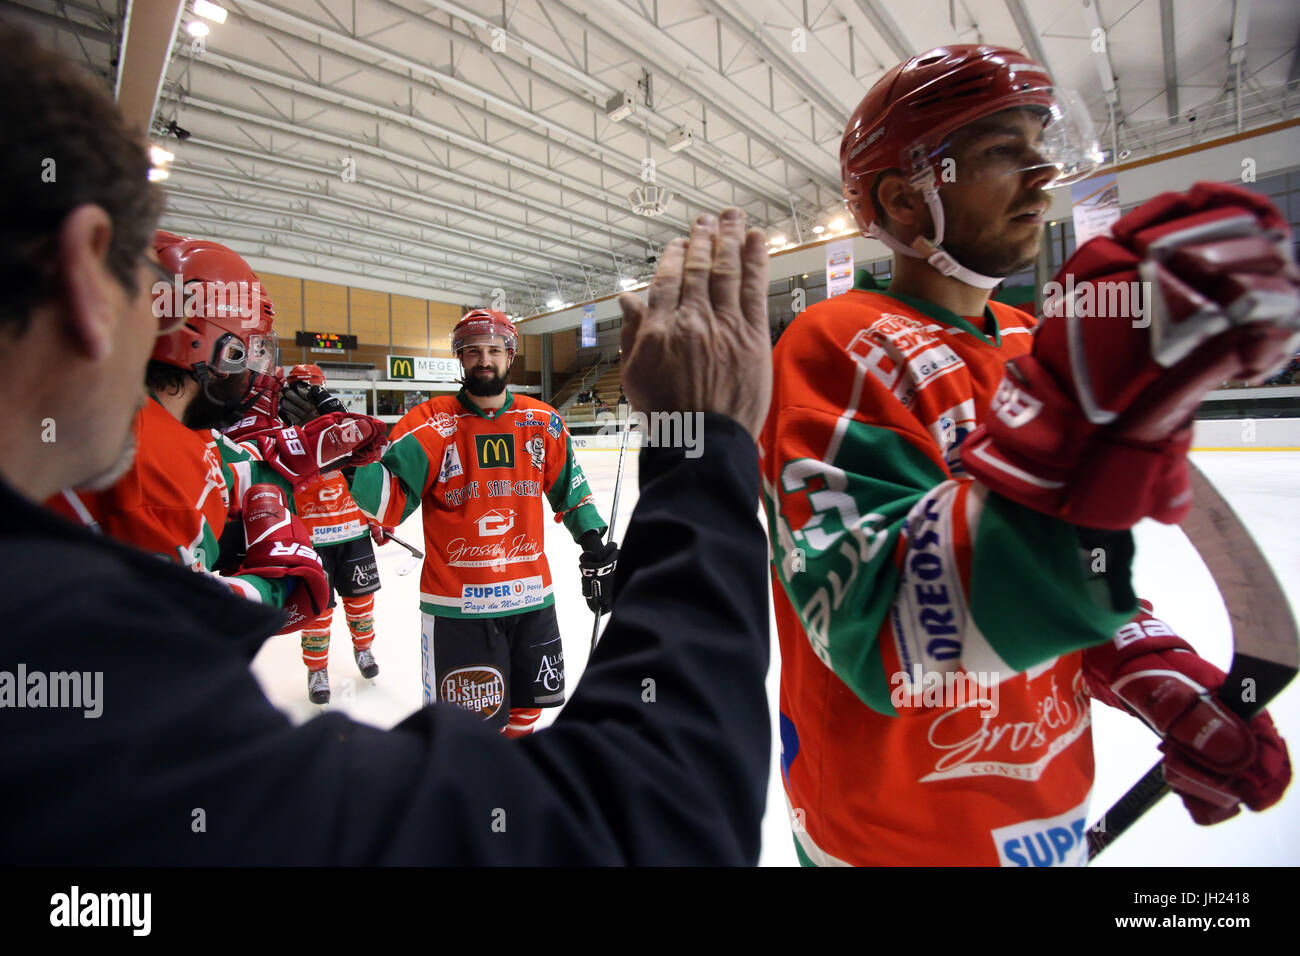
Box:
[1088, 462, 1299, 860]
[386, 532, 424, 560]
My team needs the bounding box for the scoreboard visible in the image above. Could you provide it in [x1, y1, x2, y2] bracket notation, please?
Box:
[296, 331, 358, 351]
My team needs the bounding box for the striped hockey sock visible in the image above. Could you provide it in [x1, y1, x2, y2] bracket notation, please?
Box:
[503, 707, 542, 738]
[301, 607, 333, 671]
[343, 594, 375, 651]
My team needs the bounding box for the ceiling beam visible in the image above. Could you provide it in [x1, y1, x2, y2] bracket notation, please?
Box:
[695, 0, 849, 124]
[171, 92, 677, 245]
[182, 49, 696, 237]
[165, 179, 587, 284]
[411, 0, 797, 207]
[1159, 0, 1178, 124]
[115, 0, 184, 131]
[1003, 0, 1053, 75]
[553, 0, 841, 193]
[851, 0, 913, 60]
[232, 0, 767, 213]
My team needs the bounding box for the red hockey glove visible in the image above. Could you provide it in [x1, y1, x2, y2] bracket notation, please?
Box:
[369, 522, 393, 546]
[962, 182, 1300, 529]
[250, 413, 387, 487]
[235, 484, 330, 636]
[223, 370, 285, 441]
[1084, 600, 1292, 825]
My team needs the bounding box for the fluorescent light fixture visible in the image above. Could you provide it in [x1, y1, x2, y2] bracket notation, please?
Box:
[193, 0, 228, 24]
[150, 145, 175, 165]
[619, 277, 638, 290]
[769, 235, 787, 246]
[148, 168, 171, 182]
[605, 91, 635, 122]
[812, 224, 825, 234]
[186, 20, 210, 37]
[546, 297, 564, 311]
[829, 218, 846, 232]
[666, 127, 693, 152]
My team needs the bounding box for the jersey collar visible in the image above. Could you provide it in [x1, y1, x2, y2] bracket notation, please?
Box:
[852, 267, 1001, 347]
[456, 387, 514, 419]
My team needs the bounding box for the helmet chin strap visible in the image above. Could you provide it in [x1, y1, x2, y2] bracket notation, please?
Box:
[867, 176, 1005, 291]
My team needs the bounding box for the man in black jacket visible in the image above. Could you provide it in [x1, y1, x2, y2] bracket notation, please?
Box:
[0, 24, 774, 864]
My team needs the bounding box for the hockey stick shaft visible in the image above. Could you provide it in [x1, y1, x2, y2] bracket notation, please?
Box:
[1088, 462, 1298, 859]
[589, 410, 632, 651]
[385, 531, 424, 560]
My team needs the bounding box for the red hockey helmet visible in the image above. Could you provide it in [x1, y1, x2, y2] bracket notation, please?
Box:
[452, 309, 518, 357]
[151, 231, 277, 379]
[842, 45, 1101, 288]
[285, 363, 326, 387]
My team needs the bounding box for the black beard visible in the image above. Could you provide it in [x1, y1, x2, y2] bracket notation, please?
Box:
[183, 370, 253, 429]
[463, 369, 507, 397]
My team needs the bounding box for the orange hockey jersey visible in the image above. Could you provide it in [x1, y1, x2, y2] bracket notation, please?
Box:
[761, 271, 1138, 866]
[351, 390, 604, 618]
[47, 393, 287, 606]
[294, 471, 368, 547]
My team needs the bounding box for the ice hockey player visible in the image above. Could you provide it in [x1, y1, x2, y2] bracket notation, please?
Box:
[762, 44, 1295, 866]
[350, 309, 617, 737]
[279, 363, 386, 704]
[46, 231, 342, 623]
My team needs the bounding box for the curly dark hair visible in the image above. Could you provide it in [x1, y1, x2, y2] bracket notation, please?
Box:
[0, 19, 163, 334]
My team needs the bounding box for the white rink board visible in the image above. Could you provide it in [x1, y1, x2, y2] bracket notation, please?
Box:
[250, 450, 1300, 867]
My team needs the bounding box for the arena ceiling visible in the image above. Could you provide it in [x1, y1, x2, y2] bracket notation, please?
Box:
[9, 0, 1300, 315]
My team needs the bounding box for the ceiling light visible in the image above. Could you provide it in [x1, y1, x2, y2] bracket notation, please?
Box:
[629, 184, 674, 217]
[812, 225, 825, 234]
[150, 145, 175, 165]
[193, 0, 228, 24]
[186, 21, 210, 37]
[546, 297, 564, 311]
[148, 168, 170, 182]
[829, 218, 846, 232]
[769, 235, 787, 246]
[666, 128, 693, 152]
[619, 277, 638, 290]
[605, 90, 635, 122]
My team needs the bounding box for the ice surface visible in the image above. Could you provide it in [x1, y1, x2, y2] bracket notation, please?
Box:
[250, 449, 1299, 866]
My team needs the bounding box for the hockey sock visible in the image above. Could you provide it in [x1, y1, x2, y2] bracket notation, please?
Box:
[343, 594, 375, 651]
[503, 708, 542, 738]
[301, 608, 333, 670]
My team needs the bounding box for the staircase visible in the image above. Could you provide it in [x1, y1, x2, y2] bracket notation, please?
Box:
[559, 359, 623, 423]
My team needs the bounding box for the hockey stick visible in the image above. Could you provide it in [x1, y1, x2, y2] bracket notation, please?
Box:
[1087, 462, 1299, 859]
[589, 409, 632, 652]
[381, 531, 423, 577]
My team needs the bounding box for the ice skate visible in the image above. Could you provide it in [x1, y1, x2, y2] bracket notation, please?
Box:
[307, 668, 330, 704]
[354, 646, 379, 679]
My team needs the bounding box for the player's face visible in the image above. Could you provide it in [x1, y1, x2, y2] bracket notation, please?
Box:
[931, 108, 1059, 278]
[459, 340, 510, 397]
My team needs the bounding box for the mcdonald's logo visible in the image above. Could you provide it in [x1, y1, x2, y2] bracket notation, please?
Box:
[475, 433, 514, 469]
[388, 356, 415, 379]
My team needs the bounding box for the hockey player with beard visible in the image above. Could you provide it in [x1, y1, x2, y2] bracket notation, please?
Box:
[762, 45, 1295, 866]
[48, 232, 384, 629]
[350, 310, 616, 737]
